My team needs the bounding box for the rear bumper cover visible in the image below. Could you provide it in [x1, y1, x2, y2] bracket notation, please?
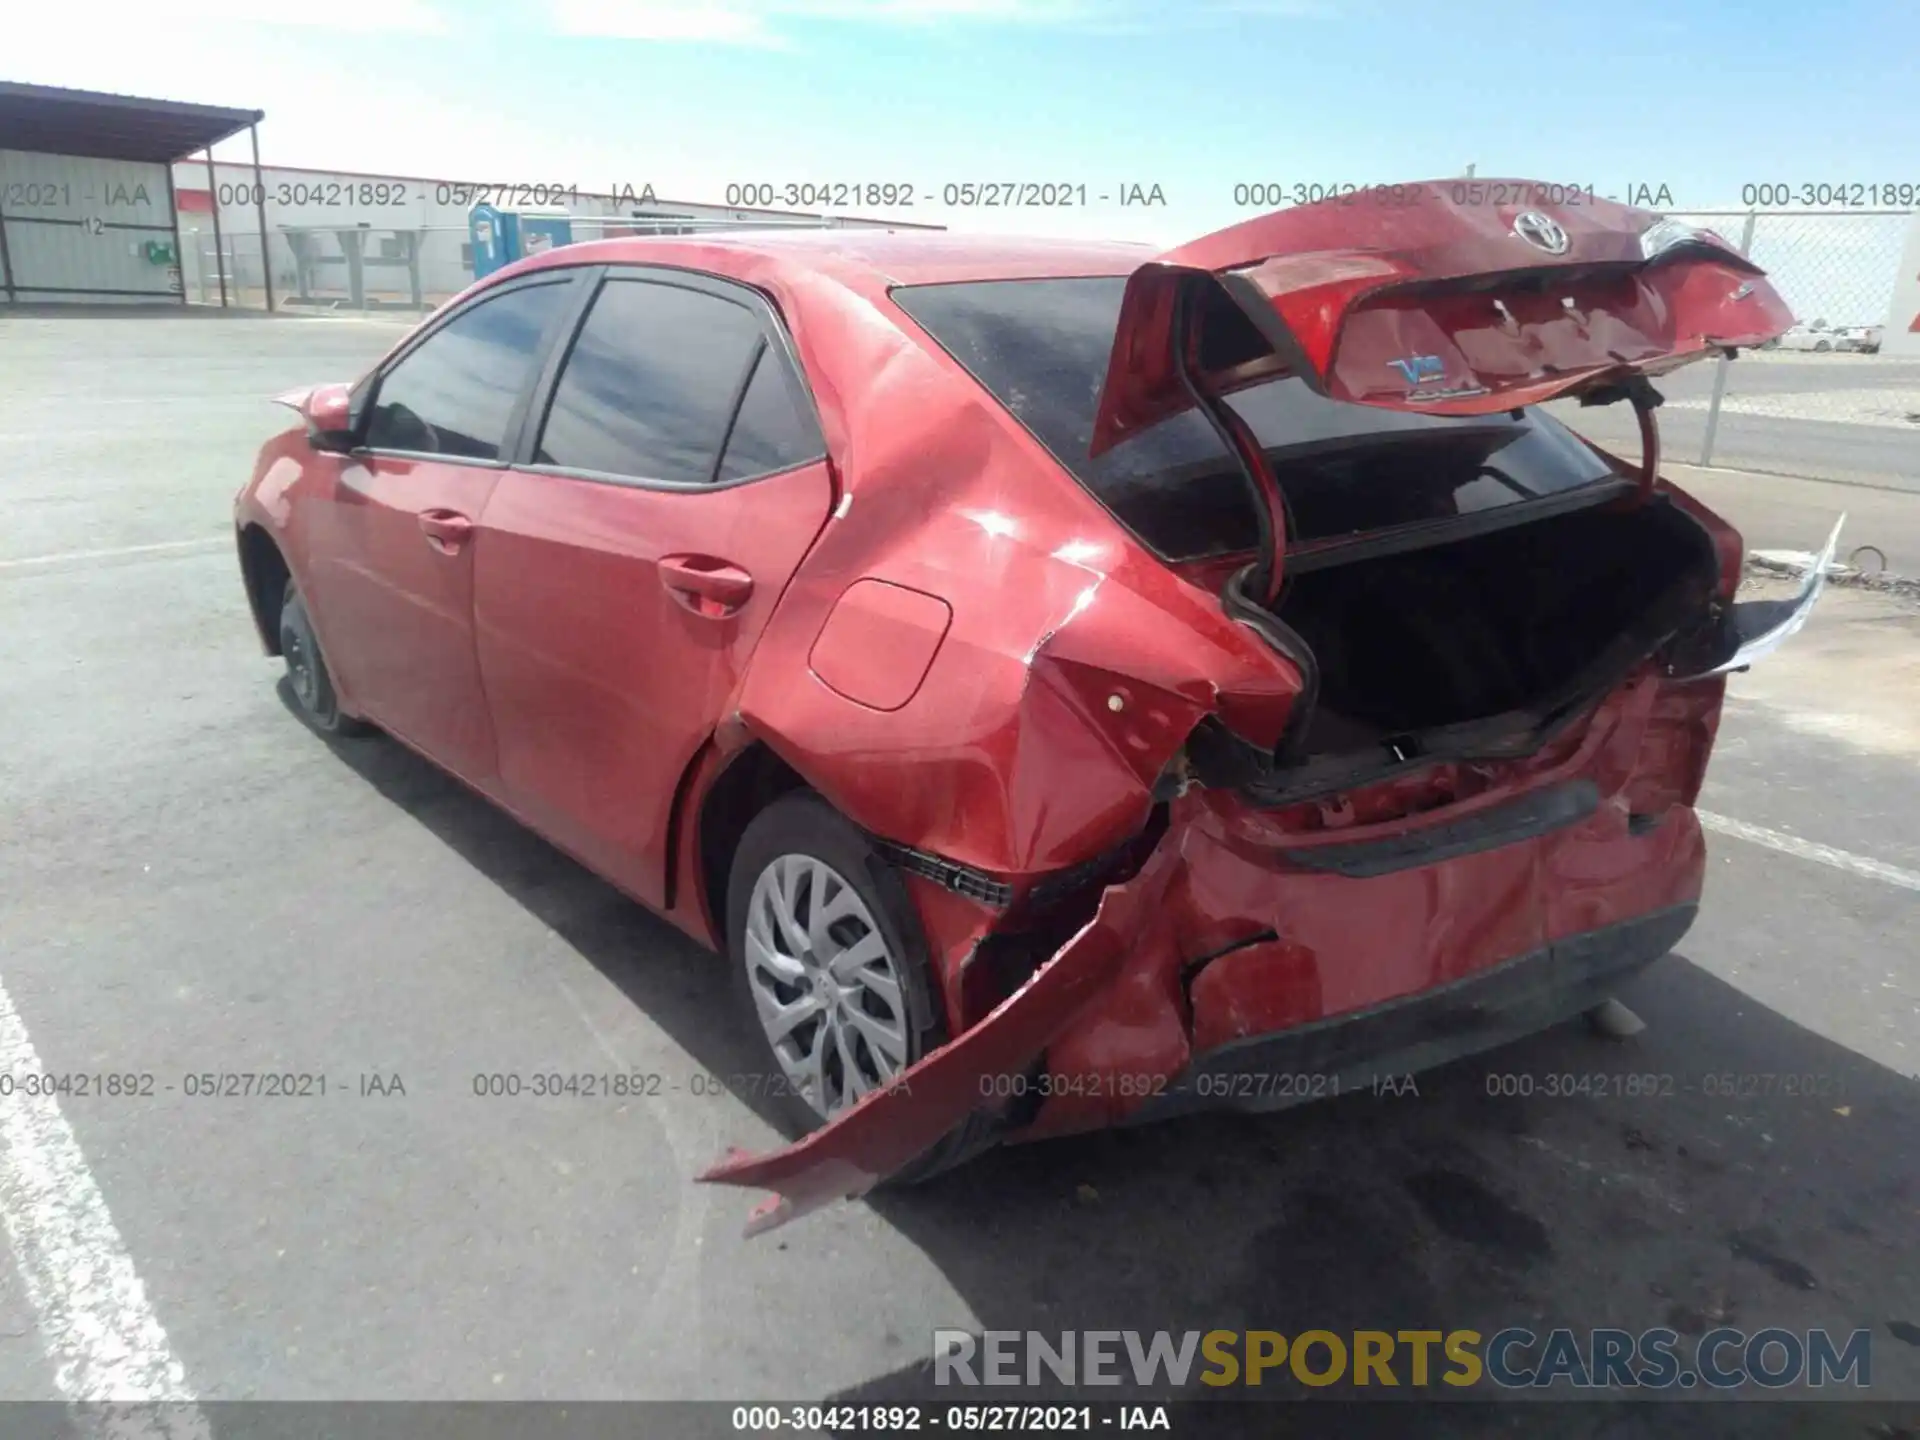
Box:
[702, 742, 1705, 1234]
[1130, 900, 1694, 1124]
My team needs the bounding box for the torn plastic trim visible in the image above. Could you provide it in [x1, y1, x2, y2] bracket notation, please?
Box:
[954, 810, 1171, 1029]
[1666, 515, 1845, 681]
[870, 838, 1014, 909]
[1019, 809, 1168, 916]
[699, 836, 1187, 1235]
[871, 811, 1168, 921]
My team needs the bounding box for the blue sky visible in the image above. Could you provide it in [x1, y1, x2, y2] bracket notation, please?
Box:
[11, 0, 1920, 248]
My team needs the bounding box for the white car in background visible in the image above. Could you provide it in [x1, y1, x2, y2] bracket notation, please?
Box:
[1776, 322, 1843, 352]
[1833, 324, 1882, 353]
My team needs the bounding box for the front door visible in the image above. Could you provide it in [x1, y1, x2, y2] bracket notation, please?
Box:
[305, 275, 581, 783]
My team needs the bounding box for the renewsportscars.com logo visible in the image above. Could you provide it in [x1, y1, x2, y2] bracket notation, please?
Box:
[933, 1327, 1874, 1391]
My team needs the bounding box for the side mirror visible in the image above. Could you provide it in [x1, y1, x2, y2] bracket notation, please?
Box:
[302, 383, 358, 453]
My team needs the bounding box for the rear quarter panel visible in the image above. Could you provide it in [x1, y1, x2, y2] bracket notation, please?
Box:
[725, 272, 1301, 879]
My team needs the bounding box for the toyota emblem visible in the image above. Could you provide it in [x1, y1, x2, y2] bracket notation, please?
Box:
[1512, 211, 1570, 255]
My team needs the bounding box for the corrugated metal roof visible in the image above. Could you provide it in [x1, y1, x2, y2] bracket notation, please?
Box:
[0, 81, 263, 164]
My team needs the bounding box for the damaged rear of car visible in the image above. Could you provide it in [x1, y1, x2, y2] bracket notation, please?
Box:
[702, 185, 1833, 1234]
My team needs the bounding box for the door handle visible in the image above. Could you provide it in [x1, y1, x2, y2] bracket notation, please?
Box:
[659, 554, 755, 617]
[418, 509, 473, 555]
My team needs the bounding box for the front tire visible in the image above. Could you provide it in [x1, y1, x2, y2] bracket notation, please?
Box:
[278, 579, 370, 738]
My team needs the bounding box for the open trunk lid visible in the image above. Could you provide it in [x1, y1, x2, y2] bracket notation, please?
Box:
[1090, 183, 1793, 454]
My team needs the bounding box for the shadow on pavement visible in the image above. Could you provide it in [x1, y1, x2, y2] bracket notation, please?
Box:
[308, 707, 1920, 1437]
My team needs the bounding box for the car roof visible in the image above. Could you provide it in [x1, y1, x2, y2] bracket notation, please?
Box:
[526, 228, 1157, 288]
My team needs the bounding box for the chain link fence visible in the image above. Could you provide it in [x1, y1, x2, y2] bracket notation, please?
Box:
[1547, 208, 1920, 489]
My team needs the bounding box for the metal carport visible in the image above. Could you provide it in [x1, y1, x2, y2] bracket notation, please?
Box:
[0, 81, 266, 307]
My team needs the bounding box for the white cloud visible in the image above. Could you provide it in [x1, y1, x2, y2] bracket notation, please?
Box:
[548, 0, 790, 43]
[12, 0, 448, 46]
[154, 0, 451, 28]
[548, 0, 1324, 43]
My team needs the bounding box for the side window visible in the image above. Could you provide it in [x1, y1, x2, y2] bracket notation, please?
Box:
[717, 348, 824, 482]
[534, 279, 764, 485]
[362, 282, 571, 460]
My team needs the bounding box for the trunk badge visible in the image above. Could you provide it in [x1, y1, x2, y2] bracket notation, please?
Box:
[1387, 354, 1447, 386]
[1513, 211, 1570, 255]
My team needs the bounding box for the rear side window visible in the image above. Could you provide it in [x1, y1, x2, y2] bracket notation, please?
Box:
[717, 348, 824, 482]
[534, 279, 765, 485]
[364, 281, 571, 460]
[892, 276, 1621, 561]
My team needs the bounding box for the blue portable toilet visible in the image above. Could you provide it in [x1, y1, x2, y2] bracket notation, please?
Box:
[516, 209, 574, 260]
[468, 203, 575, 279]
[469, 203, 509, 278]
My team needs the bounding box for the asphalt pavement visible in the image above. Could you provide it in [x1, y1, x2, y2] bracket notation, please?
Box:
[1, 312, 1917, 1437]
[1543, 351, 1920, 490]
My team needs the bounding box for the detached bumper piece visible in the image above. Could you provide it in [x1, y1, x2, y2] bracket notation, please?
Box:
[1135, 901, 1696, 1122]
[698, 842, 1182, 1235]
[1668, 515, 1844, 681]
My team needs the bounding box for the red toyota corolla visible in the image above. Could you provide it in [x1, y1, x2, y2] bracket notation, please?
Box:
[235, 183, 1834, 1234]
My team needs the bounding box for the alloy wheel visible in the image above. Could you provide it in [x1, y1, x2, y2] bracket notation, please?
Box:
[281, 619, 319, 712]
[742, 853, 910, 1120]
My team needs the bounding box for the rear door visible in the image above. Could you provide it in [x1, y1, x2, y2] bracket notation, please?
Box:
[304, 273, 582, 782]
[473, 268, 835, 909]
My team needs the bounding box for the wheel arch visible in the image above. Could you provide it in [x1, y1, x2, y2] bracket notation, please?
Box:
[237, 523, 291, 656]
[690, 738, 813, 948]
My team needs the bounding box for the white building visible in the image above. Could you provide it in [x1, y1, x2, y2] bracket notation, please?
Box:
[171, 160, 932, 310]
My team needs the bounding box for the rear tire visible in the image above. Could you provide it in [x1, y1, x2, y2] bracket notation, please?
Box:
[278, 579, 371, 738]
[725, 792, 993, 1183]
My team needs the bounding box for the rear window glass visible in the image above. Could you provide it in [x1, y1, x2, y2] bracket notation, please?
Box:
[891, 276, 1621, 561]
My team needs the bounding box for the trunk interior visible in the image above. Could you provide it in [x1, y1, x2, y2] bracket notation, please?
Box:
[1265, 495, 1720, 775]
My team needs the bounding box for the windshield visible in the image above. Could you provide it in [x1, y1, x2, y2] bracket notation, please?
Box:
[893, 275, 1623, 561]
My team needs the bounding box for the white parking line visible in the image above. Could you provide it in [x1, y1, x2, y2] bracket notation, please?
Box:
[1699, 810, 1920, 893]
[0, 538, 228, 571]
[0, 977, 208, 1435]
